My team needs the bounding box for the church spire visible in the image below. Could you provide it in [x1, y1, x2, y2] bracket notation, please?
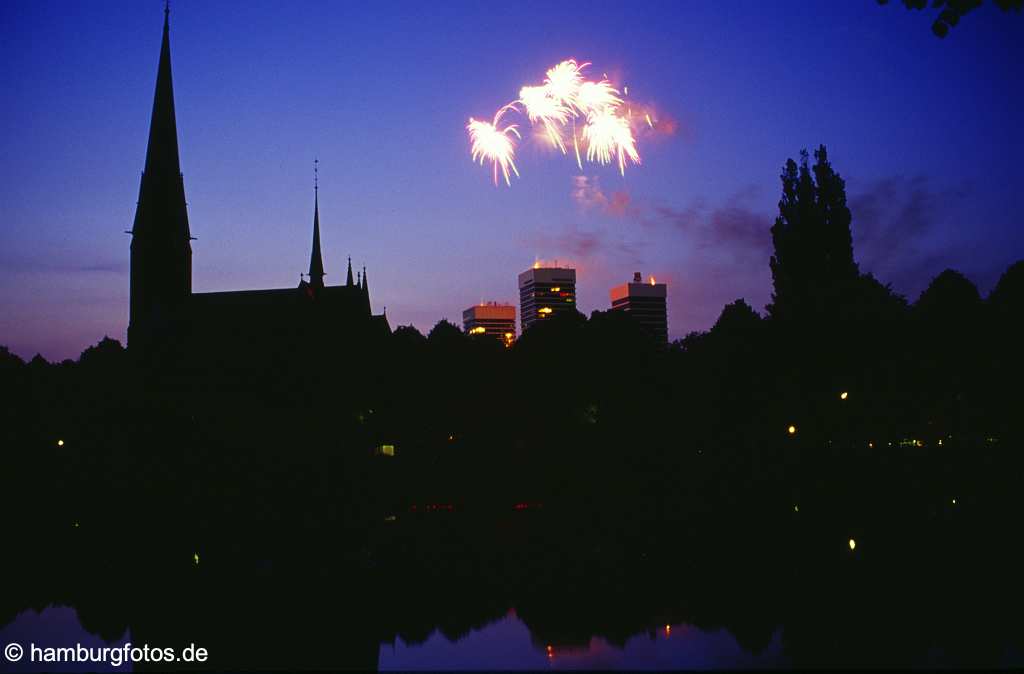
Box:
[361, 265, 368, 293]
[308, 160, 325, 289]
[346, 256, 354, 286]
[128, 3, 192, 344]
[143, 4, 185, 191]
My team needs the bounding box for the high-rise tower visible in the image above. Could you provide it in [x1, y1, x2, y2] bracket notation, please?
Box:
[518, 266, 577, 332]
[609, 272, 668, 343]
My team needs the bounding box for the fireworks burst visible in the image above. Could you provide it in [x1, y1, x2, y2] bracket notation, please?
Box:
[576, 79, 621, 115]
[467, 104, 521, 187]
[583, 107, 640, 176]
[466, 59, 651, 186]
[544, 59, 588, 111]
[518, 85, 570, 153]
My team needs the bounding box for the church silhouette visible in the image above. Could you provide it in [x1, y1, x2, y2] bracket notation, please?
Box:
[127, 7, 389, 362]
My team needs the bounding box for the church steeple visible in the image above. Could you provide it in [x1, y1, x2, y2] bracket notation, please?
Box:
[142, 5, 184, 184]
[128, 3, 192, 344]
[361, 265, 368, 293]
[307, 160, 325, 289]
[346, 256, 354, 286]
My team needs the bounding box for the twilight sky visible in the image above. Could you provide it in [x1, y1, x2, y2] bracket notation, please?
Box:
[1, 1, 1021, 361]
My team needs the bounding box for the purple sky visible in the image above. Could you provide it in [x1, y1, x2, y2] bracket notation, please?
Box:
[1, 1, 1021, 361]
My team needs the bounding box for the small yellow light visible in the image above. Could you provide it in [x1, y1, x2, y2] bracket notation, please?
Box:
[868, 442, 874, 448]
[650, 276, 656, 286]
[193, 552, 200, 565]
[533, 261, 540, 269]
[952, 498, 957, 505]
[551, 287, 560, 292]
[57, 439, 64, 447]
[848, 538, 856, 551]
[787, 425, 796, 435]
[793, 505, 799, 513]
[840, 391, 848, 400]
[538, 307, 553, 315]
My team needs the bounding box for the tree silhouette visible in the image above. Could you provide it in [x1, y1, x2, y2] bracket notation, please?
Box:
[768, 145, 858, 325]
[988, 259, 1024, 317]
[427, 319, 465, 344]
[877, 0, 1022, 38]
[915, 268, 981, 320]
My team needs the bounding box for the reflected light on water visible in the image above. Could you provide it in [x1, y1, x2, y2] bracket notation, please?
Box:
[378, 613, 787, 670]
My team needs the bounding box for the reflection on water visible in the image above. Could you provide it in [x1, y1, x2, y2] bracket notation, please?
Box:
[379, 610, 787, 670]
[0, 607, 131, 674]
[2, 605, 785, 672]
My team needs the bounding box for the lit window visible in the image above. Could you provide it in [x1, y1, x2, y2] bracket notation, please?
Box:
[538, 307, 553, 315]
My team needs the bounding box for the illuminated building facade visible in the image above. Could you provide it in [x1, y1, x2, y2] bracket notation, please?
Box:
[518, 266, 577, 332]
[463, 302, 516, 347]
[609, 272, 668, 343]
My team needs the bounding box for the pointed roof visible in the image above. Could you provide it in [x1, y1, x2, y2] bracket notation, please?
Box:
[346, 256, 354, 286]
[308, 184, 325, 289]
[361, 265, 368, 293]
[145, 7, 183, 182]
[131, 4, 190, 242]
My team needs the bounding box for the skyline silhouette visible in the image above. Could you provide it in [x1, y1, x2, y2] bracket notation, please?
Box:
[2, 5, 1022, 671]
[1, 1, 1022, 360]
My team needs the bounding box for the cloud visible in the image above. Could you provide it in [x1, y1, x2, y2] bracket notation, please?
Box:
[75, 261, 129, 274]
[524, 219, 644, 272]
[642, 186, 772, 261]
[571, 176, 633, 217]
[0, 253, 128, 275]
[849, 175, 970, 298]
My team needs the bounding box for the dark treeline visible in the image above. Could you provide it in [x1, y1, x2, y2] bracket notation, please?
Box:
[1, 145, 1022, 668]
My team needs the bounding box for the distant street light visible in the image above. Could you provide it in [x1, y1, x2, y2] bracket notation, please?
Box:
[840, 391, 849, 400]
[787, 425, 797, 435]
[848, 538, 857, 551]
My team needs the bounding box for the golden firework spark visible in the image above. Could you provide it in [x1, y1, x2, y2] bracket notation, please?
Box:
[467, 104, 521, 186]
[582, 107, 640, 176]
[467, 58, 651, 183]
[518, 85, 570, 153]
[576, 79, 621, 114]
[543, 59, 588, 112]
